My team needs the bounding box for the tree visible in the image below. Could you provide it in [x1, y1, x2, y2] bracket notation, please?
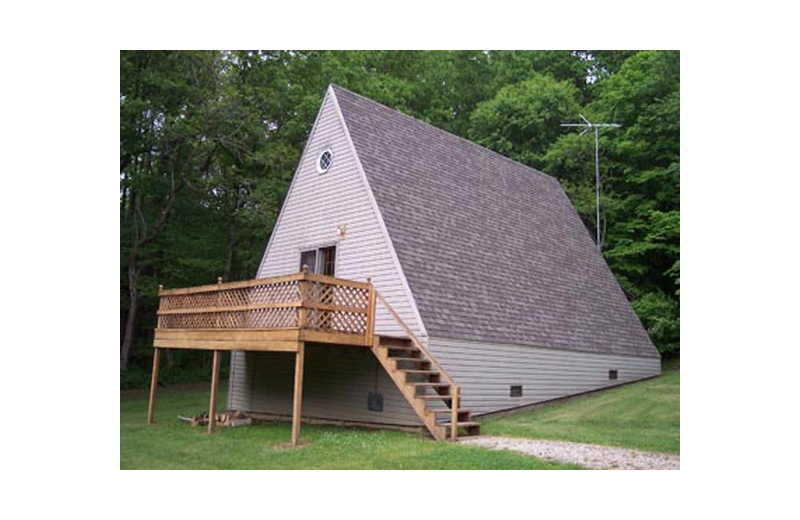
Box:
[120, 51, 224, 369]
[468, 73, 582, 168]
[542, 51, 680, 352]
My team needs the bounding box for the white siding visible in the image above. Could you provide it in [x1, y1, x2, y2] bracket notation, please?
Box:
[228, 89, 425, 412]
[257, 89, 422, 338]
[428, 336, 662, 416]
[229, 347, 420, 426]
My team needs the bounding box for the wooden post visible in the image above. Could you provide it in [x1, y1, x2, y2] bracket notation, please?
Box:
[291, 342, 306, 446]
[208, 349, 221, 434]
[365, 278, 376, 346]
[451, 386, 459, 441]
[298, 266, 309, 329]
[147, 347, 161, 424]
[215, 277, 222, 328]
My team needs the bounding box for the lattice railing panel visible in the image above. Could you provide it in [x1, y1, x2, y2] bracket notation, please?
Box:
[248, 307, 298, 328]
[157, 274, 371, 336]
[159, 280, 300, 311]
[306, 309, 368, 334]
[306, 282, 369, 308]
[248, 281, 301, 305]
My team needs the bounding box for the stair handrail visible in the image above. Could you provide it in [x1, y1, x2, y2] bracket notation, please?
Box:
[373, 290, 460, 439]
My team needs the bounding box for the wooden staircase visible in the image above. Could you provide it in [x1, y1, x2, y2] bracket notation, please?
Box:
[372, 336, 480, 440]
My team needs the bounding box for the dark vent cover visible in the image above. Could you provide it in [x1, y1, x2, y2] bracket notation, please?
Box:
[609, 370, 618, 380]
[368, 391, 384, 411]
[510, 385, 523, 397]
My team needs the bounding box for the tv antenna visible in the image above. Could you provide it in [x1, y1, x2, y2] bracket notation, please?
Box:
[561, 114, 621, 252]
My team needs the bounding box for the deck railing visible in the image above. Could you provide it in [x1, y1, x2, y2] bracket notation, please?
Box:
[157, 268, 375, 343]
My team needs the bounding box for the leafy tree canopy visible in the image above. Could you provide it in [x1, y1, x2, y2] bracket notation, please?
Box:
[120, 50, 680, 374]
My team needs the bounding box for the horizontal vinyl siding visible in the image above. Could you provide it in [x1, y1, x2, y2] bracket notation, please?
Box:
[428, 336, 661, 415]
[228, 349, 252, 411]
[257, 91, 421, 338]
[229, 91, 425, 412]
[230, 346, 420, 426]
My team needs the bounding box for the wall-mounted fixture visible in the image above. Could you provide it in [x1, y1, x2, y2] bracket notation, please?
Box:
[336, 224, 346, 240]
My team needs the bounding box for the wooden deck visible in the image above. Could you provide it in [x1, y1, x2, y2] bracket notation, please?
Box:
[147, 269, 476, 444]
[153, 270, 376, 352]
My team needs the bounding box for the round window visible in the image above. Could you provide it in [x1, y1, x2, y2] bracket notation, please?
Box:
[317, 149, 332, 174]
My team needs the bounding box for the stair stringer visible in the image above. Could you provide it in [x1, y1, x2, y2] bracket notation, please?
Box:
[371, 340, 447, 441]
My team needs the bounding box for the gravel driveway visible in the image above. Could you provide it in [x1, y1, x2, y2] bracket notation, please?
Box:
[460, 436, 679, 470]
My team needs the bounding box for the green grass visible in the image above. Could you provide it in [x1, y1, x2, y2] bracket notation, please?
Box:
[121, 382, 579, 469]
[481, 366, 680, 454]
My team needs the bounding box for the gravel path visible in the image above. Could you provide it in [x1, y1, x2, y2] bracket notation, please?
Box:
[460, 436, 679, 470]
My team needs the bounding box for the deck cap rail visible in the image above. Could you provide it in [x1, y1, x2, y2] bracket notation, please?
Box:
[158, 271, 370, 297]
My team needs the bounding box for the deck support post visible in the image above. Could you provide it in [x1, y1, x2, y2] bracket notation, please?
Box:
[365, 278, 376, 346]
[451, 386, 459, 441]
[291, 341, 306, 446]
[147, 347, 161, 424]
[208, 349, 221, 434]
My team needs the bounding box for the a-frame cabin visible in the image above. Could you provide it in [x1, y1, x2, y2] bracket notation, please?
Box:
[149, 84, 661, 445]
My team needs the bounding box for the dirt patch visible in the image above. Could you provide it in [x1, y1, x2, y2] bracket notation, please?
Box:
[460, 436, 679, 470]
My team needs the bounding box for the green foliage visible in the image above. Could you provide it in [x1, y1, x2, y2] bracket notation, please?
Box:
[468, 73, 582, 167]
[120, 50, 680, 373]
[120, 364, 230, 389]
[632, 292, 680, 353]
[536, 50, 680, 353]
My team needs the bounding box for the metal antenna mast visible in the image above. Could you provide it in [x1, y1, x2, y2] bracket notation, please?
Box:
[561, 114, 621, 252]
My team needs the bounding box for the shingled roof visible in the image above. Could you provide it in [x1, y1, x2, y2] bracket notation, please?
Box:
[332, 85, 659, 359]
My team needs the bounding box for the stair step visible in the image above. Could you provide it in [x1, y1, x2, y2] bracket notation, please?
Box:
[409, 382, 450, 387]
[418, 395, 453, 400]
[378, 336, 413, 347]
[430, 408, 471, 414]
[385, 345, 419, 352]
[438, 421, 481, 427]
[402, 370, 439, 375]
[391, 357, 430, 363]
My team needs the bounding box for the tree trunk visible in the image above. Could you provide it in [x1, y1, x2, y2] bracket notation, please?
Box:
[120, 254, 139, 370]
[222, 190, 239, 282]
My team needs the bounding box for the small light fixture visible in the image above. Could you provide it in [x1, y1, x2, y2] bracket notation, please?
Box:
[336, 224, 346, 239]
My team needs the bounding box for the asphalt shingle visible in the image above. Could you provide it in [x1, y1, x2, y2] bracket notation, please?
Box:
[332, 85, 659, 359]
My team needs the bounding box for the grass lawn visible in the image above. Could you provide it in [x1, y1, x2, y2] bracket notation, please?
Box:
[121, 382, 578, 469]
[481, 364, 680, 454]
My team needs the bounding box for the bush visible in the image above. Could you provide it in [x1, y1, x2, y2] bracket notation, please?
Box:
[120, 353, 230, 389]
[632, 291, 680, 353]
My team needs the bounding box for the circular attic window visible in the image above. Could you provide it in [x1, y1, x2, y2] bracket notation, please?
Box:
[317, 149, 333, 174]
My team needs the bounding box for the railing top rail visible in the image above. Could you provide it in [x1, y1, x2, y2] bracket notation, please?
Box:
[158, 272, 371, 297]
